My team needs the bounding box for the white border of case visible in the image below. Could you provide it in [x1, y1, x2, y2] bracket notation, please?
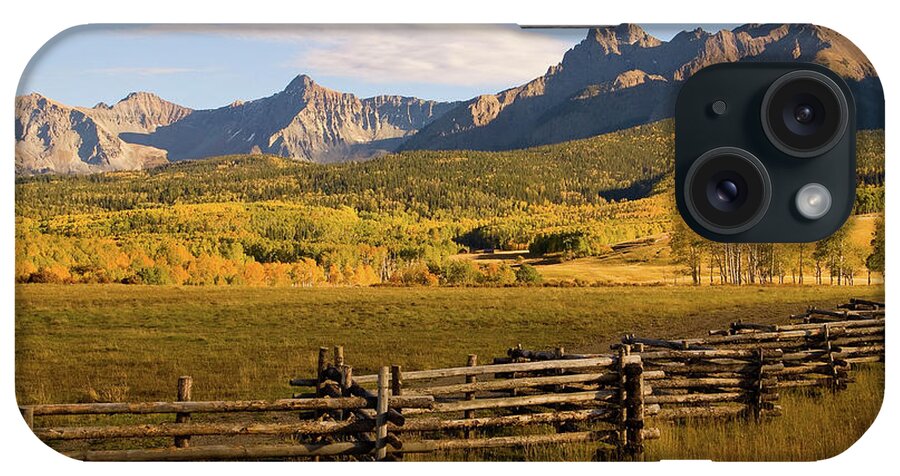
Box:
[1, 1, 893, 474]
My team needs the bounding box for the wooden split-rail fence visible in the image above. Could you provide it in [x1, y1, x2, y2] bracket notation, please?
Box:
[512, 298, 884, 420]
[289, 346, 655, 461]
[23, 351, 655, 461]
[20, 299, 883, 461]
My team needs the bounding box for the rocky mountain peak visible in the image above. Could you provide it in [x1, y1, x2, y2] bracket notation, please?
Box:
[116, 91, 174, 106]
[404, 23, 881, 154]
[18, 92, 49, 106]
[284, 74, 317, 92]
[587, 24, 662, 53]
[111, 91, 191, 113]
[85, 91, 194, 134]
[15, 91, 169, 175]
[670, 27, 711, 44]
[15, 23, 881, 176]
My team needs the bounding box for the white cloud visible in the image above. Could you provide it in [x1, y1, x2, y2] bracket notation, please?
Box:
[286, 26, 575, 87]
[121, 24, 577, 87]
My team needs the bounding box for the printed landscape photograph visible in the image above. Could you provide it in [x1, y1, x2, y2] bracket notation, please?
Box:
[14, 24, 885, 461]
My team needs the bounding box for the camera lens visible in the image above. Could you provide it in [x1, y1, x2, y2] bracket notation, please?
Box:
[793, 104, 815, 124]
[684, 147, 771, 235]
[715, 180, 738, 202]
[716, 180, 739, 202]
[761, 70, 849, 158]
[710, 176, 745, 211]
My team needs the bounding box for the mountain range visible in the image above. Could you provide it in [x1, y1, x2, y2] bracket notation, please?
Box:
[15, 23, 883, 176]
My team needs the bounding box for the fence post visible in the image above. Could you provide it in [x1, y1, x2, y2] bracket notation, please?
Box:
[312, 347, 329, 462]
[339, 366, 353, 396]
[390, 365, 403, 461]
[175, 376, 192, 448]
[624, 356, 645, 460]
[375, 367, 390, 461]
[511, 345, 522, 396]
[753, 348, 765, 419]
[316, 347, 329, 399]
[334, 345, 345, 368]
[554, 347, 566, 393]
[333, 345, 346, 419]
[616, 345, 630, 458]
[338, 365, 353, 421]
[464, 354, 477, 440]
[391, 365, 403, 397]
[822, 324, 843, 391]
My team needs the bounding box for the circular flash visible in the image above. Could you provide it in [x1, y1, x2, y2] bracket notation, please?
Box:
[795, 183, 832, 220]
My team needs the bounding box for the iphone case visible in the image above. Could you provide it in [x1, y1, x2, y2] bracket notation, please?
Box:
[14, 23, 884, 461]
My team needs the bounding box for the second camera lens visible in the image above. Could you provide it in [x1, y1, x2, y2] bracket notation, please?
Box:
[761, 70, 849, 158]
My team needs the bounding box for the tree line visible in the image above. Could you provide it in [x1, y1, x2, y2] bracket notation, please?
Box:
[670, 211, 885, 287]
[16, 121, 677, 219]
[14, 122, 884, 288]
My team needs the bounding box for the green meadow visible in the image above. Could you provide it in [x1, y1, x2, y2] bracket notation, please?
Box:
[15, 284, 884, 461]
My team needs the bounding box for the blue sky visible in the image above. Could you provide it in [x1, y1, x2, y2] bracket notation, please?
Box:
[19, 24, 738, 110]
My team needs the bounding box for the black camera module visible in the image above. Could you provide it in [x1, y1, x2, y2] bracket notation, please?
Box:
[676, 63, 857, 242]
[761, 70, 849, 158]
[684, 147, 771, 235]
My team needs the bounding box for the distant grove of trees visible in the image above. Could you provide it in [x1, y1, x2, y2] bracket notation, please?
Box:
[14, 122, 884, 287]
[669, 194, 885, 287]
[14, 198, 665, 287]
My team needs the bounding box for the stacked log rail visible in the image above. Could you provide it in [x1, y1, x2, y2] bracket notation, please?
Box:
[783, 298, 883, 326]
[25, 351, 658, 461]
[624, 325, 883, 386]
[510, 300, 883, 420]
[21, 373, 433, 461]
[510, 345, 784, 420]
[627, 348, 781, 419]
[290, 349, 657, 460]
[707, 302, 884, 390]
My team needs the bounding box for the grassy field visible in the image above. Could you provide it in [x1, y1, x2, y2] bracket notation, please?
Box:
[414, 364, 884, 462]
[648, 364, 884, 461]
[16, 284, 883, 405]
[15, 284, 885, 461]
